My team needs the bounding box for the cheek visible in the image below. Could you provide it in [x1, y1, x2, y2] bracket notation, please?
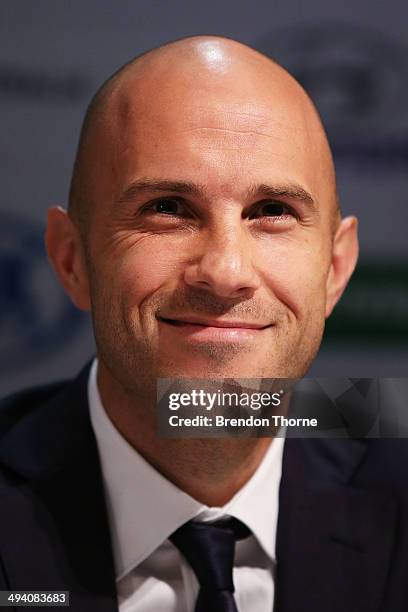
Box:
[258, 236, 329, 319]
[111, 239, 180, 307]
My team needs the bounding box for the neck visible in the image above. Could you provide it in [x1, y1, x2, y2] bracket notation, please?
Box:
[97, 360, 275, 506]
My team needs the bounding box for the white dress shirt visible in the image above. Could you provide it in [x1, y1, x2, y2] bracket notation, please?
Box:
[88, 359, 284, 612]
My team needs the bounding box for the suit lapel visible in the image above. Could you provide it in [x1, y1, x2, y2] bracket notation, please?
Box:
[0, 364, 118, 612]
[1, 371, 401, 612]
[275, 437, 398, 612]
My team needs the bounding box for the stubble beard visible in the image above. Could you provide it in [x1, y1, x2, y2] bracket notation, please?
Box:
[93, 302, 325, 410]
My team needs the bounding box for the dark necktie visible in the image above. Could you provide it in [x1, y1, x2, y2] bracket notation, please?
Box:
[169, 517, 251, 612]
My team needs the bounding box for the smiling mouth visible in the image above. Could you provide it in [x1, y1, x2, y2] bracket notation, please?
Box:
[158, 317, 271, 330]
[157, 317, 273, 345]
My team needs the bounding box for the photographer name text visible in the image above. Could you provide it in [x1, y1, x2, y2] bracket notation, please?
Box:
[168, 414, 317, 428]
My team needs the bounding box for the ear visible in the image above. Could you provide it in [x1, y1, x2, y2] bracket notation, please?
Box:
[45, 206, 91, 311]
[325, 216, 359, 318]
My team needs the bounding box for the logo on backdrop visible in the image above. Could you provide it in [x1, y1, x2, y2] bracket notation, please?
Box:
[0, 212, 85, 373]
[258, 23, 408, 168]
[0, 64, 90, 102]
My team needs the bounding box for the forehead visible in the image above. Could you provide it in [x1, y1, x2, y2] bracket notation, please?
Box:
[104, 70, 333, 208]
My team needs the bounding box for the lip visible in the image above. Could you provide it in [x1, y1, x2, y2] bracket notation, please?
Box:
[157, 316, 272, 342]
[158, 317, 270, 329]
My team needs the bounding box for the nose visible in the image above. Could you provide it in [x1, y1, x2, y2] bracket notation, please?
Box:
[183, 225, 261, 299]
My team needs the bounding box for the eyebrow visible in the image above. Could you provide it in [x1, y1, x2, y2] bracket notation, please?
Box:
[246, 183, 316, 208]
[117, 178, 316, 209]
[118, 180, 205, 203]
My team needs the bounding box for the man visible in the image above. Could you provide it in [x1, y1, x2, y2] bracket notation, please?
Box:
[0, 36, 406, 612]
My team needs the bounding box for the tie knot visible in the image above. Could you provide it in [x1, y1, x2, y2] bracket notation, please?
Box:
[169, 517, 251, 591]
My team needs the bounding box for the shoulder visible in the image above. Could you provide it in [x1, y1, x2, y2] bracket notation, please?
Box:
[0, 362, 93, 484]
[0, 380, 68, 440]
[0, 360, 93, 445]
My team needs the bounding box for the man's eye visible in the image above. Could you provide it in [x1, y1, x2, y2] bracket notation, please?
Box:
[148, 198, 183, 215]
[256, 200, 293, 217]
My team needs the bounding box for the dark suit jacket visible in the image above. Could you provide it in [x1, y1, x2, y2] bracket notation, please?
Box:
[1, 364, 407, 611]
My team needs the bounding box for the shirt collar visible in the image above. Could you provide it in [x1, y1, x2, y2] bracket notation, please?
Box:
[88, 359, 284, 580]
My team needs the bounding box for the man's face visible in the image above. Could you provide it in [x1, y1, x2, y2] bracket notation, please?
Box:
[79, 74, 340, 394]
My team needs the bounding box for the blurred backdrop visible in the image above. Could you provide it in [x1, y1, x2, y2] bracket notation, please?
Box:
[1, 0, 407, 395]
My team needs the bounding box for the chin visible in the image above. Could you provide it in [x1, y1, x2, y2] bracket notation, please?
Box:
[157, 354, 275, 380]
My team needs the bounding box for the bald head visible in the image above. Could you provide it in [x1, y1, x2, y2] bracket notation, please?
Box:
[48, 34, 358, 390]
[68, 36, 338, 236]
